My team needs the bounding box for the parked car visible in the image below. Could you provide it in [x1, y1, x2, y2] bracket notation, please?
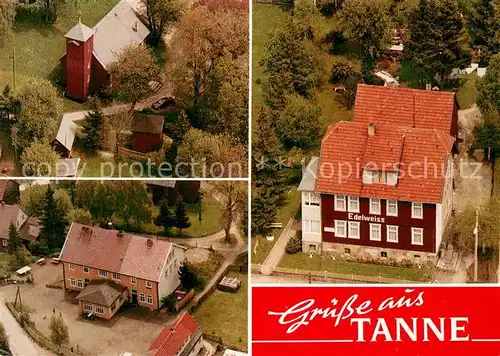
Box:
[152, 96, 176, 110]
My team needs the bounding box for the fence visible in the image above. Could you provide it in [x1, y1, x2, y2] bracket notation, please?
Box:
[252, 264, 425, 284]
[253, 0, 291, 5]
[5, 302, 89, 356]
[117, 145, 149, 161]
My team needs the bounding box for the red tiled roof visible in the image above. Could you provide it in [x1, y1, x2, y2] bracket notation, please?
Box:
[59, 223, 175, 281]
[148, 312, 199, 356]
[0, 204, 22, 238]
[354, 84, 456, 134]
[0, 181, 7, 200]
[315, 121, 454, 203]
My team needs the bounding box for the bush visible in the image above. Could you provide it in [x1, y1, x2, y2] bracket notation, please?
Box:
[161, 294, 177, 312]
[28, 240, 50, 257]
[361, 57, 384, 86]
[329, 58, 359, 84]
[286, 232, 302, 254]
[15, 1, 45, 24]
[324, 30, 348, 54]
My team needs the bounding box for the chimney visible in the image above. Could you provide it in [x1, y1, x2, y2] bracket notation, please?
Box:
[368, 123, 376, 136]
[147, 238, 153, 248]
[425, 82, 432, 91]
[81, 226, 92, 238]
[117, 230, 124, 238]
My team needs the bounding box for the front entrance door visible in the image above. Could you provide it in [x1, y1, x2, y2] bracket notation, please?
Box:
[131, 289, 138, 305]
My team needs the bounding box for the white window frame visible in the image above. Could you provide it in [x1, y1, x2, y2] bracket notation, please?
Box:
[95, 305, 104, 314]
[369, 224, 381, 241]
[112, 273, 120, 281]
[83, 302, 93, 313]
[70, 277, 76, 287]
[310, 219, 321, 234]
[334, 195, 346, 212]
[139, 293, 146, 303]
[386, 200, 398, 216]
[2, 240, 8, 247]
[83, 266, 89, 274]
[147, 295, 153, 305]
[69, 263, 75, 271]
[412, 202, 423, 219]
[348, 221, 360, 239]
[334, 220, 347, 238]
[386, 225, 399, 243]
[348, 196, 360, 213]
[77, 278, 84, 289]
[304, 192, 320, 207]
[146, 280, 152, 289]
[411, 227, 424, 246]
[369, 198, 381, 215]
[131, 277, 137, 284]
[98, 270, 108, 278]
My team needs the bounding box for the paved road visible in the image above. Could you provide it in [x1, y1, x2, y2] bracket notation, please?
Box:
[260, 219, 296, 275]
[0, 297, 49, 356]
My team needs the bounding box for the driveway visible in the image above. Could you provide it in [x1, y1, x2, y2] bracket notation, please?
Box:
[0, 264, 172, 356]
[260, 219, 296, 275]
[0, 296, 49, 356]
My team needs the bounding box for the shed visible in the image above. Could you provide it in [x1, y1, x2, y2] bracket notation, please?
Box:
[53, 118, 78, 158]
[131, 113, 165, 153]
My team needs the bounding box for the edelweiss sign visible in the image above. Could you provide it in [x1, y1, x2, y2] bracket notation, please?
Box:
[348, 213, 386, 223]
[252, 286, 500, 355]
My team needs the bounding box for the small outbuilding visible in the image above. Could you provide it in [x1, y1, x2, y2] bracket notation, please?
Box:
[76, 280, 128, 320]
[131, 113, 165, 153]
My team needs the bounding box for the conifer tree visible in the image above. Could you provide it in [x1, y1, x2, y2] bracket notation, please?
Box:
[405, 0, 471, 86]
[155, 200, 175, 234]
[467, 0, 500, 64]
[81, 101, 106, 152]
[174, 196, 191, 235]
[40, 185, 68, 249]
[8, 222, 20, 263]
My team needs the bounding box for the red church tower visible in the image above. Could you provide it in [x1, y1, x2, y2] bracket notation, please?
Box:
[64, 19, 94, 101]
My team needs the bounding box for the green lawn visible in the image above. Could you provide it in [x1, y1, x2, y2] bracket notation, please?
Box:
[0, 253, 11, 278]
[252, 5, 290, 122]
[193, 272, 248, 351]
[251, 186, 301, 264]
[146, 193, 224, 238]
[279, 252, 433, 282]
[0, 0, 118, 90]
[456, 74, 479, 109]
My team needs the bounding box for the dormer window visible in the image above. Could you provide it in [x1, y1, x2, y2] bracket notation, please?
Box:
[363, 169, 398, 186]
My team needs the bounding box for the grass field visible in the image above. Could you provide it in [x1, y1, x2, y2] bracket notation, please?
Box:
[193, 272, 248, 350]
[251, 186, 301, 264]
[147, 193, 224, 238]
[279, 253, 433, 282]
[0, 0, 118, 89]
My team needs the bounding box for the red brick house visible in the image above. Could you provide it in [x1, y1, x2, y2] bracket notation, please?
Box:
[299, 85, 456, 266]
[148, 312, 204, 356]
[131, 113, 165, 153]
[59, 223, 186, 319]
[60, 0, 150, 101]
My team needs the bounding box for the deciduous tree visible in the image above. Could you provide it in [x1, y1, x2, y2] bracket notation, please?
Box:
[292, 0, 322, 39]
[20, 142, 60, 177]
[142, 0, 185, 46]
[338, 0, 393, 59]
[108, 45, 161, 109]
[49, 314, 69, 346]
[467, 0, 500, 64]
[477, 53, 500, 115]
[168, 4, 248, 123]
[178, 263, 199, 290]
[211, 181, 247, 242]
[176, 128, 247, 178]
[67, 208, 93, 225]
[11, 79, 63, 152]
[276, 93, 321, 149]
